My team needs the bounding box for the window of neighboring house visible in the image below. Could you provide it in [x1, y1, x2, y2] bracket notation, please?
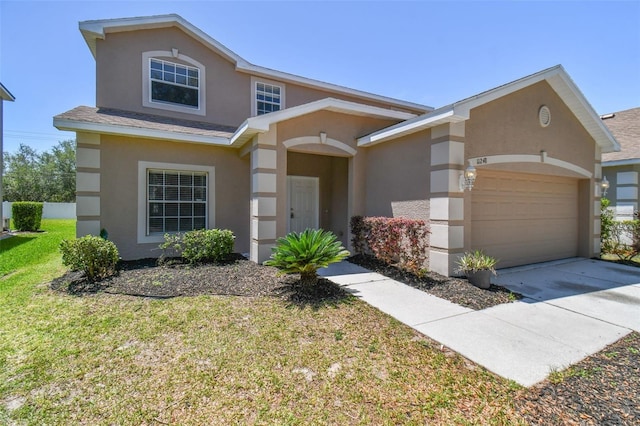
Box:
[149, 58, 199, 108]
[255, 81, 283, 115]
[147, 169, 207, 234]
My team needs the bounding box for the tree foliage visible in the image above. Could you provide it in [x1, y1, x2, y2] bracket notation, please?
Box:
[2, 140, 76, 202]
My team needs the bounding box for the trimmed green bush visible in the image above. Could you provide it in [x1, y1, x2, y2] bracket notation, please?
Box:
[160, 229, 235, 264]
[60, 235, 120, 281]
[12, 202, 43, 231]
[265, 229, 350, 287]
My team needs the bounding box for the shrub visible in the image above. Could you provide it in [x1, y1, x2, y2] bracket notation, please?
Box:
[265, 229, 350, 287]
[60, 235, 120, 281]
[605, 220, 640, 261]
[455, 250, 498, 275]
[600, 198, 615, 252]
[160, 229, 235, 264]
[350, 216, 430, 275]
[12, 201, 43, 231]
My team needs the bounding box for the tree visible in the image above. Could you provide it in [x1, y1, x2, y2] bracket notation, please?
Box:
[41, 140, 76, 202]
[2, 140, 76, 202]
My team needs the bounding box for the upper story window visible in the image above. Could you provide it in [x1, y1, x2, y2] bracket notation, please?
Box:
[150, 59, 199, 108]
[142, 51, 206, 116]
[251, 77, 285, 116]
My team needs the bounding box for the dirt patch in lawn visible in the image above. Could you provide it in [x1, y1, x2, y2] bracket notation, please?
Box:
[348, 254, 522, 310]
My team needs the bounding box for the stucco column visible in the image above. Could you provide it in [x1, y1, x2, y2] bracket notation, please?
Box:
[75, 132, 102, 237]
[428, 122, 466, 276]
[592, 147, 603, 256]
[250, 125, 278, 263]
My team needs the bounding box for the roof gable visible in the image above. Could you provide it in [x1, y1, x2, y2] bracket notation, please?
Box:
[79, 14, 431, 113]
[229, 98, 416, 147]
[359, 65, 620, 153]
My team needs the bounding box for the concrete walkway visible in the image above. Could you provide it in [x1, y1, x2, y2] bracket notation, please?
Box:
[320, 258, 639, 387]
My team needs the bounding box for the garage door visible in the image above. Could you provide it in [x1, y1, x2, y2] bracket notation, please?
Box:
[471, 170, 579, 268]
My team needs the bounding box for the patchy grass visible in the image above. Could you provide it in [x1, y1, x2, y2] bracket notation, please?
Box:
[0, 221, 526, 425]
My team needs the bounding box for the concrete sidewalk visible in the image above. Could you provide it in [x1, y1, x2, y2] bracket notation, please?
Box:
[320, 259, 638, 387]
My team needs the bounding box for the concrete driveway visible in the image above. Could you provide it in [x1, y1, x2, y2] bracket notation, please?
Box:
[416, 258, 639, 386]
[322, 258, 639, 387]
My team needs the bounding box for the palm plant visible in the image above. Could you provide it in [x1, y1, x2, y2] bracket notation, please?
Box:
[265, 229, 350, 287]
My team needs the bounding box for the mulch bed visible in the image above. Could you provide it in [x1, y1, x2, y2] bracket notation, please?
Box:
[347, 254, 522, 310]
[50, 254, 351, 307]
[515, 331, 640, 425]
[49, 254, 639, 424]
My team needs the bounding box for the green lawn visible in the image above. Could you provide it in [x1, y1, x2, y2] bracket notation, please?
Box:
[0, 220, 526, 425]
[0, 219, 76, 278]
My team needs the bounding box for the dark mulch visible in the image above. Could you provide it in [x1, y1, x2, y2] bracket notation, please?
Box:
[516, 332, 640, 425]
[347, 254, 522, 310]
[50, 254, 351, 308]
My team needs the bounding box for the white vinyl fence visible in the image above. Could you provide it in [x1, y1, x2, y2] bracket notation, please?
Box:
[2, 201, 76, 219]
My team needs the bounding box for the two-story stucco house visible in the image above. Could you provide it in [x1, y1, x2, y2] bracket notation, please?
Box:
[54, 14, 619, 276]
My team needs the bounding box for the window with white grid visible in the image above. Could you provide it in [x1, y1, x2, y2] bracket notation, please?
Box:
[149, 58, 200, 108]
[255, 82, 282, 115]
[147, 170, 207, 234]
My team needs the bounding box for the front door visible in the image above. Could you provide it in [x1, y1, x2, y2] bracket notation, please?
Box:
[287, 176, 319, 233]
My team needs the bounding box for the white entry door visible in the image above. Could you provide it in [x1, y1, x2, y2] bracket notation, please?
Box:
[287, 176, 319, 233]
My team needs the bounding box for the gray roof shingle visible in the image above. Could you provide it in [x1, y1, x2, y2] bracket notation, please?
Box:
[602, 107, 640, 162]
[54, 106, 237, 139]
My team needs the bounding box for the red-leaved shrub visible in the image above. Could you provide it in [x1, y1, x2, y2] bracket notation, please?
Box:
[351, 216, 430, 275]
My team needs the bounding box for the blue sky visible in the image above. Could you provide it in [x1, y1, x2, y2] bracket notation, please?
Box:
[1, 0, 639, 153]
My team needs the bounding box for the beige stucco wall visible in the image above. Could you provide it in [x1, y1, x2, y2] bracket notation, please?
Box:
[99, 135, 250, 259]
[96, 28, 424, 129]
[365, 130, 431, 221]
[465, 81, 596, 177]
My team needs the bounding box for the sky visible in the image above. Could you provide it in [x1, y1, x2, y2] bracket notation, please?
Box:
[1, 0, 639, 154]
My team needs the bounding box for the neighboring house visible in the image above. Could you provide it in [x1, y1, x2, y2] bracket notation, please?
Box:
[54, 14, 619, 276]
[601, 107, 640, 219]
[1, 82, 16, 231]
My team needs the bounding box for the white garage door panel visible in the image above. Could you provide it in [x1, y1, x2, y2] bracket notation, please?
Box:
[471, 171, 578, 268]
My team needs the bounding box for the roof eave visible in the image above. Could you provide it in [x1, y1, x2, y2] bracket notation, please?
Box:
[79, 14, 248, 65]
[230, 98, 417, 148]
[0, 82, 15, 101]
[358, 107, 468, 146]
[53, 117, 231, 146]
[602, 158, 640, 167]
[359, 65, 620, 152]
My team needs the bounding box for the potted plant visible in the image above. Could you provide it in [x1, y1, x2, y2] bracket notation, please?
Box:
[456, 250, 498, 289]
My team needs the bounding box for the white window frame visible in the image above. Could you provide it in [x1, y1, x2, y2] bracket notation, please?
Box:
[142, 51, 206, 116]
[251, 76, 285, 117]
[137, 161, 215, 244]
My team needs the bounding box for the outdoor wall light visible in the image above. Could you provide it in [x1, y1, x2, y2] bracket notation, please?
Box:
[601, 176, 609, 197]
[459, 163, 477, 191]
